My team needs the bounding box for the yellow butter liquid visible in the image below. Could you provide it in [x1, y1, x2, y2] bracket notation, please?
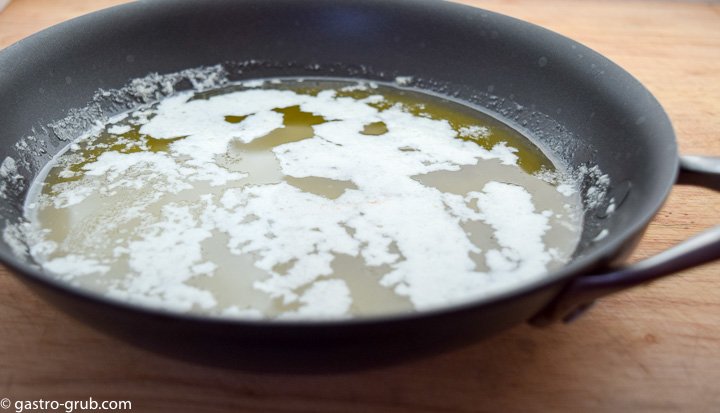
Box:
[28, 79, 581, 318]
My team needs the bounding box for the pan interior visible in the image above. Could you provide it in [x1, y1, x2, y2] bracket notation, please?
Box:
[15, 76, 584, 320]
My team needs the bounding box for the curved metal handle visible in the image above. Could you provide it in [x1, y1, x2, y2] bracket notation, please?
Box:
[531, 155, 720, 326]
[677, 155, 720, 190]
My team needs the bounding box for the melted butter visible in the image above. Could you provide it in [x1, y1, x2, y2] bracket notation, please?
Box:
[27, 78, 581, 319]
[361, 121, 389, 136]
[334, 84, 552, 174]
[237, 105, 326, 150]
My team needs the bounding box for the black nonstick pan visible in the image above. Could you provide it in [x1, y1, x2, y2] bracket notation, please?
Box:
[0, 0, 718, 372]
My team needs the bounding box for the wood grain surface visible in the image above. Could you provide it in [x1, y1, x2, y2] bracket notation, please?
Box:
[1, 1, 718, 412]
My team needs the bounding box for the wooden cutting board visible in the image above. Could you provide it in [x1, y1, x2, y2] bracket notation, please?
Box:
[0, 1, 718, 412]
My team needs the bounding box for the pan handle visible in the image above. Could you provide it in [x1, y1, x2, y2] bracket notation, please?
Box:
[530, 155, 720, 326]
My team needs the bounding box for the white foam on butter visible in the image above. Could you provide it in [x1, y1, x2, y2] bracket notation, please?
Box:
[279, 279, 352, 320]
[458, 125, 490, 140]
[29, 86, 563, 319]
[106, 203, 217, 313]
[42, 255, 109, 279]
[107, 124, 132, 135]
[470, 182, 550, 279]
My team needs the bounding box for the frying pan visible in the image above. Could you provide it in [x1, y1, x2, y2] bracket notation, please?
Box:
[0, 0, 718, 372]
